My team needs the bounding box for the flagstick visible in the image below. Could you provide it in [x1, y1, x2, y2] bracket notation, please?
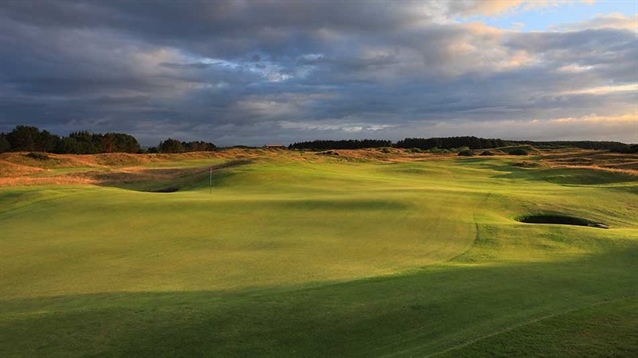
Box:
[209, 166, 212, 195]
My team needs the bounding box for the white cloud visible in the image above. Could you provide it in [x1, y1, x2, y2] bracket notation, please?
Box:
[414, 113, 638, 143]
[279, 120, 396, 133]
[551, 13, 638, 32]
[449, 0, 595, 18]
[559, 84, 638, 95]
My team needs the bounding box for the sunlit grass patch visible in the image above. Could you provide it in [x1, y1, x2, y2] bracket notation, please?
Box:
[1, 150, 637, 357]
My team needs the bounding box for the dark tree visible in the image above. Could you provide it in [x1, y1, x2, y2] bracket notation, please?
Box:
[182, 140, 216, 152]
[37, 130, 60, 152]
[55, 137, 80, 154]
[396, 136, 504, 150]
[288, 139, 391, 150]
[610, 144, 638, 153]
[0, 134, 10, 153]
[158, 138, 185, 153]
[103, 133, 142, 153]
[68, 131, 100, 154]
[7, 125, 40, 151]
[508, 149, 528, 155]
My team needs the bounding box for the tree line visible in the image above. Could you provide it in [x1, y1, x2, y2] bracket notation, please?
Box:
[0, 126, 141, 154]
[0, 125, 634, 154]
[0, 126, 216, 154]
[288, 139, 392, 150]
[396, 136, 506, 150]
[147, 138, 217, 153]
[507, 140, 629, 151]
[610, 144, 638, 153]
[396, 137, 632, 151]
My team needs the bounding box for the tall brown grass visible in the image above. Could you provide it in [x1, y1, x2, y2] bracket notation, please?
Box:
[1, 148, 636, 187]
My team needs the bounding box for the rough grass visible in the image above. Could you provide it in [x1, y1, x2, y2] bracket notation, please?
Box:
[0, 150, 637, 357]
[542, 149, 638, 171]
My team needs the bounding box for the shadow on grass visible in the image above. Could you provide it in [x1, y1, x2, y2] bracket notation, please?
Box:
[518, 214, 608, 229]
[1, 248, 636, 358]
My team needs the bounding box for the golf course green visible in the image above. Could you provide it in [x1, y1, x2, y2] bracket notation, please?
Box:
[1, 150, 637, 357]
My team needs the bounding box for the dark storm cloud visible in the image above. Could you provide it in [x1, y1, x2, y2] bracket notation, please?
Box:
[160, 62, 212, 70]
[1, 0, 636, 145]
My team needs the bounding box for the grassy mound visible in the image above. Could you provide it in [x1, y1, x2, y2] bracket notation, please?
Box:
[494, 144, 540, 155]
[541, 168, 637, 185]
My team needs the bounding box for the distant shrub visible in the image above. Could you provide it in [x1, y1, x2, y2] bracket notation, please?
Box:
[610, 144, 638, 154]
[508, 149, 528, 156]
[458, 150, 474, 157]
[319, 150, 339, 156]
[480, 150, 494, 156]
[0, 134, 10, 153]
[428, 147, 449, 154]
[26, 152, 50, 161]
[512, 161, 539, 168]
[381, 147, 391, 153]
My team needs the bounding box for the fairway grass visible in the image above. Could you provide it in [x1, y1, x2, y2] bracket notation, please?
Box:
[1, 152, 637, 357]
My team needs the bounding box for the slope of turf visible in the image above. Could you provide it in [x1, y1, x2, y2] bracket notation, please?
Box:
[1, 153, 637, 357]
[436, 297, 638, 358]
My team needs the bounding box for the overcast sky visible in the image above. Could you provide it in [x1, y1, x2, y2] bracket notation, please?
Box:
[1, 0, 636, 146]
